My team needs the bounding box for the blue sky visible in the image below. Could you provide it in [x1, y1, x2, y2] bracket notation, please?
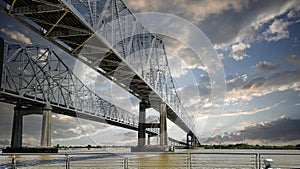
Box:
[0, 0, 300, 147]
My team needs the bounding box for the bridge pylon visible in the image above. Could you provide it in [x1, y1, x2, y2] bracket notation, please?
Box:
[40, 105, 52, 147]
[10, 105, 53, 148]
[160, 102, 168, 146]
[132, 101, 169, 152]
[11, 106, 23, 148]
[186, 132, 201, 149]
[138, 101, 150, 147]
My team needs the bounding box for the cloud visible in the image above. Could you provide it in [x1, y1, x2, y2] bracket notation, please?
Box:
[178, 48, 205, 70]
[212, 0, 300, 60]
[194, 100, 285, 119]
[0, 28, 32, 44]
[261, 19, 291, 42]
[226, 69, 300, 103]
[205, 116, 300, 145]
[255, 61, 279, 72]
[126, 0, 300, 63]
[173, 0, 249, 23]
[287, 55, 300, 65]
[162, 36, 206, 78]
[115, 131, 137, 141]
[0, 139, 10, 147]
[230, 42, 251, 61]
[125, 0, 249, 23]
[52, 115, 111, 142]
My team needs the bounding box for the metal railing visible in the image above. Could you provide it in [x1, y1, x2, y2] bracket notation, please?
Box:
[1, 151, 300, 169]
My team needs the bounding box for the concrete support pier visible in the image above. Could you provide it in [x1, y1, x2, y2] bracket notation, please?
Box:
[11, 106, 23, 148]
[132, 102, 170, 152]
[160, 102, 168, 146]
[187, 132, 199, 149]
[40, 105, 52, 147]
[10, 105, 53, 148]
[138, 101, 148, 147]
[147, 134, 151, 145]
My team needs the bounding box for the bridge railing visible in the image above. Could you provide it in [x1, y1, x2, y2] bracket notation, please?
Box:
[2, 151, 300, 169]
[67, 0, 196, 136]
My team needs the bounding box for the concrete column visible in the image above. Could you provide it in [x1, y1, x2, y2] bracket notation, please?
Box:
[40, 105, 52, 147]
[147, 134, 151, 145]
[160, 103, 168, 146]
[11, 106, 23, 148]
[186, 133, 190, 149]
[192, 134, 196, 148]
[138, 102, 147, 147]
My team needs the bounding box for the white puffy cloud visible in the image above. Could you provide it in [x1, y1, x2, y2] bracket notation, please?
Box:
[232, 42, 250, 53]
[0, 28, 32, 44]
[230, 42, 251, 61]
[261, 19, 291, 42]
[213, 0, 299, 60]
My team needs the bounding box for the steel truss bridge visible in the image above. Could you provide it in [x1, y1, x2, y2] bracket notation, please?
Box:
[0, 0, 200, 149]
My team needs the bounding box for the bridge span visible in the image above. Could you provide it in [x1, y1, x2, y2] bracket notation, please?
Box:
[0, 39, 192, 148]
[0, 0, 200, 150]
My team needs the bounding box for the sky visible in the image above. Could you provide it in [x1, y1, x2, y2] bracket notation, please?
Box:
[0, 0, 300, 147]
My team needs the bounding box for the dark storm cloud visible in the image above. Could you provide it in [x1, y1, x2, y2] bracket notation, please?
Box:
[205, 116, 300, 144]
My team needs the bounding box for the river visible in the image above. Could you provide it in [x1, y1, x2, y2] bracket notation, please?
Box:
[1, 149, 300, 168]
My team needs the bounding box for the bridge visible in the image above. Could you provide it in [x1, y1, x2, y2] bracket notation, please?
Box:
[0, 0, 200, 150]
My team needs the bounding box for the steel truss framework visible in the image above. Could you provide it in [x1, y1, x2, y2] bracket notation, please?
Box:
[0, 40, 158, 135]
[0, 0, 198, 141]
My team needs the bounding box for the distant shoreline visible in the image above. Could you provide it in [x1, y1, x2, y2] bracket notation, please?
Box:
[2, 143, 299, 151]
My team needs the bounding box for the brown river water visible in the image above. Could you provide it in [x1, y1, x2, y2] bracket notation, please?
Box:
[1, 148, 300, 168]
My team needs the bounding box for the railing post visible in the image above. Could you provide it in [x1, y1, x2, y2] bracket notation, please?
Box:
[65, 154, 70, 169]
[11, 154, 16, 169]
[258, 153, 261, 169]
[255, 153, 258, 169]
[187, 153, 191, 169]
[123, 155, 128, 169]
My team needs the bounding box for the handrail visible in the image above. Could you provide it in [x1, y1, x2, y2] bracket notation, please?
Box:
[1, 151, 300, 169]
